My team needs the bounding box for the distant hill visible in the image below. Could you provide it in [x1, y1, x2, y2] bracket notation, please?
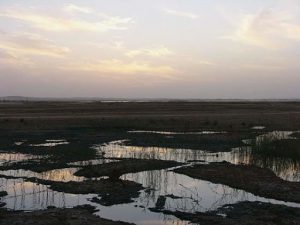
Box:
[0, 96, 299, 102]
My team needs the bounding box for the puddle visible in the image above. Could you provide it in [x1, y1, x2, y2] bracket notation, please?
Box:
[122, 170, 300, 213]
[29, 140, 69, 147]
[0, 130, 299, 225]
[95, 130, 300, 182]
[241, 131, 297, 145]
[0, 152, 43, 166]
[0, 176, 193, 225]
[14, 142, 24, 146]
[45, 139, 68, 142]
[228, 147, 300, 182]
[256, 131, 297, 141]
[96, 144, 209, 162]
[251, 126, 266, 130]
[68, 159, 117, 166]
[0, 178, 95, 211]
[94, 201, 193, 225]
[128, 130, 226, 135]
[1, 170, 298, 225]
[0, 168, 83, 182]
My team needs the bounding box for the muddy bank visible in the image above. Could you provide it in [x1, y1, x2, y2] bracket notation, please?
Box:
[126, 132, 250, 152]
[0, 191, 7, 208]
[291, 132, 300, 138]
[0, 160, 75, 173]
[174, 162, 300, 203]
[150, 201, 300, 225]
[31, 178, 143, 206]
[75, 159, 181, 178]
[0, 205, 134, 225]
[0, 130, 125, 172]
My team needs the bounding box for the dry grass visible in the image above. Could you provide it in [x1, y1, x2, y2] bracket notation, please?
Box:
[0, 101, 299, 131]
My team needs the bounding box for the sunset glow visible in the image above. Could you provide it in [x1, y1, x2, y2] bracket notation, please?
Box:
[1, 0, 300, 98]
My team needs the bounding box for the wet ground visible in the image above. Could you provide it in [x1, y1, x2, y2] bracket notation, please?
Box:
[0, 128, 299, 224]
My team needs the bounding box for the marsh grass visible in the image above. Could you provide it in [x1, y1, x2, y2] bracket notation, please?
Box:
[251, 134, 300, 159]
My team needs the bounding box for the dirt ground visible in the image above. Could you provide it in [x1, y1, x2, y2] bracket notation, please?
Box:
[74, 159, 181, 178]
[0, 205, 133, 225]
[0, 101, 300, 131]
[150, 201, 300, 225]
[174, 162, 300, 203]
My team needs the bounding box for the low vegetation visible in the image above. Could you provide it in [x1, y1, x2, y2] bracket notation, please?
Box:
[251, 136, 300, 159]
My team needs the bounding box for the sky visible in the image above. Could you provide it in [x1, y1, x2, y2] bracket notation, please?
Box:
[0, 0, 300, 99]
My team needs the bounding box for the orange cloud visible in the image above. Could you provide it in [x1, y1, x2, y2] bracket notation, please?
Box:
[125, 47, 173, 58]
[224, 8, 300, 49]
[0, 32, 69, 57]
[0, 8, 134, 32]
[61, 59, 177, 78]
[164, 9, 198, 19]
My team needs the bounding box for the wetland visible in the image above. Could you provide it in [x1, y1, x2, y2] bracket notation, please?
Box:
[0, 101, 299, 224]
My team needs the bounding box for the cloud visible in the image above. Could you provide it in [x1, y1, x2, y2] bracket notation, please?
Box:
[285, 23, 300, 40]
[164, 9, 198, 19]
[84, 41, 125, 51]
[0, 49, 33, 67]
[241, 63, 285, 71]
[0, 32, 69, 57]
[64, 4, 92, 14]
[125, 46, 173, 58]
[0, 8, 134, 32]
[61, 59, 177, 77]
[225, 8, 300, 49]
[197, 60, 216, 66]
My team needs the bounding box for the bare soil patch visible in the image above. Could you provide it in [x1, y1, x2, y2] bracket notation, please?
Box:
[174, 162, 300, 203]
[33, 178, 143, 206]
[150, 201, 300, 225]
[74, 159, 181, 178]
[0, 205, 134, 225]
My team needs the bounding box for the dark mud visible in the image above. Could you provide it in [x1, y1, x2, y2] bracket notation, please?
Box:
[0, 191, 7, 208]
[174, 162, 300, 203]
[33, 178, 143, 206]
[291, 132, 300, 138]
[0, 130, 125, 172]
[0, 172, 144, 206]
[0, 205, 134, 225]
[74, 159, 181, 178]
[126, 132, 251, 152]
[150, 201, 300, 225]
[0, 160, 75, 173]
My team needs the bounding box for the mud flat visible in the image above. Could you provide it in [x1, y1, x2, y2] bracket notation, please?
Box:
[150, 201, 300, 225]
[0, 205, 133, 225]
[32, 178, 143, 206]
[292, 132, 300, 138]
[125, 132, 248, 152]
[74, 159, 181, 178]
[0, 101, 299, 224]
[174, 162, 300, 203]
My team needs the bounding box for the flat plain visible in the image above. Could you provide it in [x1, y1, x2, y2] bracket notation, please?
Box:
[0, 101, 299, 225]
